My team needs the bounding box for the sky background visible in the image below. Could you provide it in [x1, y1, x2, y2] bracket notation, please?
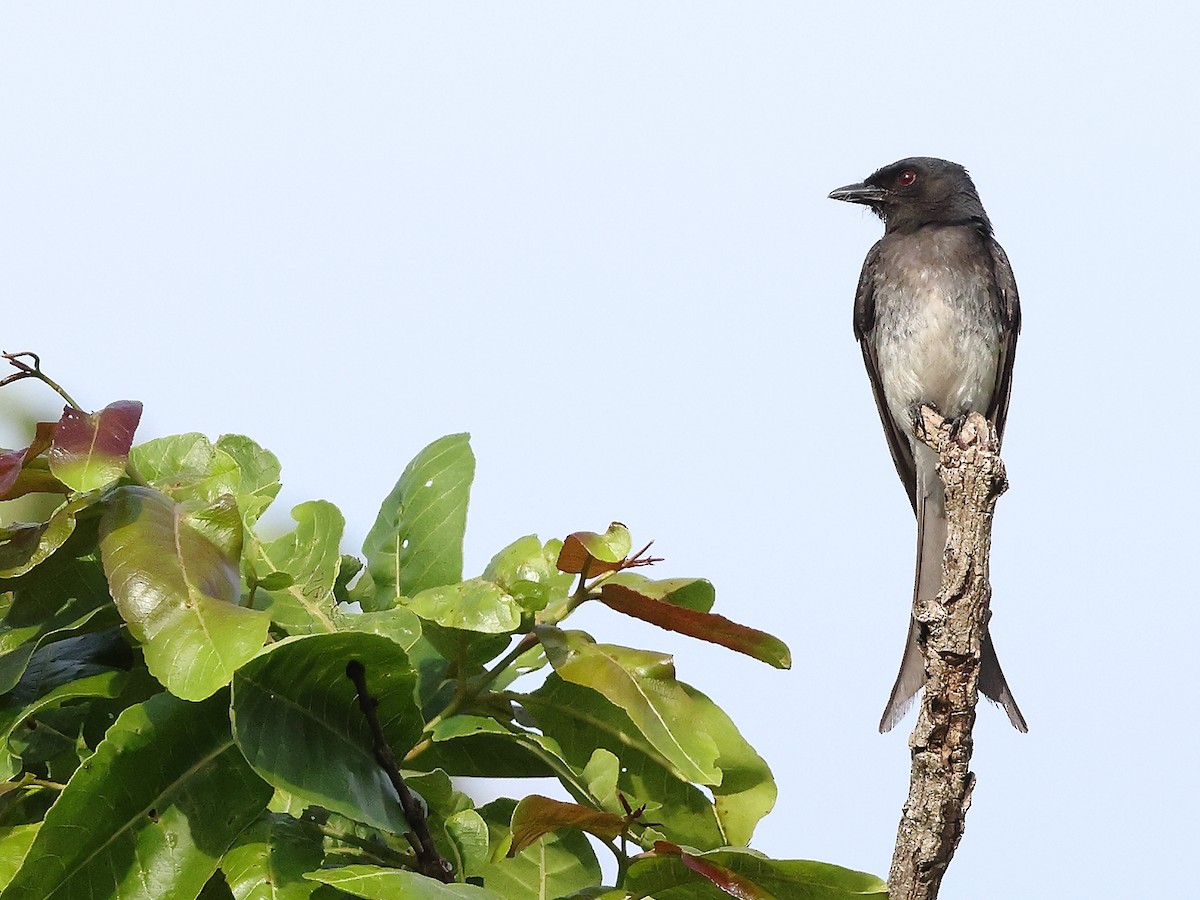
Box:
[3, 3, 1197, 896]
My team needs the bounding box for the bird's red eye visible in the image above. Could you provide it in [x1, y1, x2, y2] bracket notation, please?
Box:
[897, 170, 917, 186]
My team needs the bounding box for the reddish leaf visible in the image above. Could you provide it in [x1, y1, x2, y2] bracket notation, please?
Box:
[0, 422, 60, 499]
[0, 448, 25, 497]
[600, 583, 791, 669]
[555, 522, 632, 575]
[26, 421, 57, 460]
[652, 842, 772, 900]
[508, 795, 625, 856]
[48, 401, 143, 493]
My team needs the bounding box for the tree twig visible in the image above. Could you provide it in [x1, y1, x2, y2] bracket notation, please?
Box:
[345, 660, 455, 883]
[888, 408, 1008, 899]
[1, 351, 84, 410]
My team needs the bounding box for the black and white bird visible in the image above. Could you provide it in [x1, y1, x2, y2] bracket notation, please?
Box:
[829, 156, 1027, 733]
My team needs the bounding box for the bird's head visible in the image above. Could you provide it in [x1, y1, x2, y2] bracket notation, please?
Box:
[828, 157, 992, 235]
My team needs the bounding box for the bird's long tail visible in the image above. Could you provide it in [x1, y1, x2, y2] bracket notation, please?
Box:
[878, 448, 1027, 733]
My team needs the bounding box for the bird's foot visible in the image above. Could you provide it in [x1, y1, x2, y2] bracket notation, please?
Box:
[910, 402, 942, 442]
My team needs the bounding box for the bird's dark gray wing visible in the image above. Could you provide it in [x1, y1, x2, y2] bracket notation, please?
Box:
[853, 241, 917, 515]
[985, 238, 1021, 443]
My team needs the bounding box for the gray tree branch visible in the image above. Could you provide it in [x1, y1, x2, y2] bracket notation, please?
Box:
[888, 408, 1008, 900]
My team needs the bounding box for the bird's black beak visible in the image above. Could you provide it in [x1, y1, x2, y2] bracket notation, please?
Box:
[828, 182, 887, 205]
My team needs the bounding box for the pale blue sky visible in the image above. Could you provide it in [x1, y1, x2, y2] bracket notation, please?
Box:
[3, 4, 1197, 895]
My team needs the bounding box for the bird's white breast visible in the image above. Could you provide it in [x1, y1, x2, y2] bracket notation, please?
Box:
[870, 228, 1002, 432]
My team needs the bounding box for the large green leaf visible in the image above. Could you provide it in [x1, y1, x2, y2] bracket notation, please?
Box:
[250, 501, 344, 634]
[305, 865, 502, 899]
[215, 434, 282, 525]
[624, 845, 887, 899]
[47, 401, 143, 493]
[129, 433, 241, 506]
[522, 676, 725, 851]
[230, 632, 423, 833]
[684, 684, 776, 846]
[538, 628, 720, 784]
[221, 812, 325, 900]
[361, 434, 474, 612]
[333, 606, 423, 652]
[99, 486, 270, 700]
[412, 715, 558, 778]
[2, 691, 272, 900]
[407, 579, 521, 634]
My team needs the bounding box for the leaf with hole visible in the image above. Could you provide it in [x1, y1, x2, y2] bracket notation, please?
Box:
[47, 401, 143, 493]
[361, 433, 475, 612]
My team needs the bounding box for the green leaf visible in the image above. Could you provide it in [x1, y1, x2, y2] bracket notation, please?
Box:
[413, 715, 557, 778]
[333, 554, 365, 605]
[305, 866, 503, 899]
[99, 486, 270, 700]
[481, 536, 573, 614]
[444, 809, 490, 879]
[554, 523, 632, 575]
[0, 823, 39, 890]
[2, 691, 272, 900]
[522, 676, 725, 850]
[250, 501, 345, 634]
[473, 798, 601, 898]
[0, 670, 128, 758]
[47, 401, 143, 493]
[538, 628, 720, 784]
[1, 553, 110, 629]
[129, 433, 241, 506]
[333, 606, 423, 652]
[508, 795, 625, 855]
[184, 495, 245, 562]
[683, 684, 776, 846]
[0, 622, 41, 695]
[407, 579, 521, 634]
[199, 872, 238, 899]
[230, 632, 423, 833]
[221, 812, 325, 900]
[624, 845, 888, 899]
[215, 434, 282, 525]
[361, 434, 475, 612]
[599, 581, 791, 669]
[0, 490, 103, 578]
[581, 749, 622, 814]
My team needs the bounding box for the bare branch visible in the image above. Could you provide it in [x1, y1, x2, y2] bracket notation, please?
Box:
[888, 408, 1008, 899]
[345, 660, 455, 883]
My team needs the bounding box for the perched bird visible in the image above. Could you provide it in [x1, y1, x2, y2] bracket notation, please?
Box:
[829, 157, 1027, 733]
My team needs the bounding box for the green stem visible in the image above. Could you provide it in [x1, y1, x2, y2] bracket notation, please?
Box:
[407, 632, 540, 762]
[314, 822, 414, 867]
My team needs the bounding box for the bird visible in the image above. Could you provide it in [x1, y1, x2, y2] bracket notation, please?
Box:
[828, 156, 1027, 733]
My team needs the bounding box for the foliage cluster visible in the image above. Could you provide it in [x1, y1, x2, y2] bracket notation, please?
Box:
[0, 359, 885, 899]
